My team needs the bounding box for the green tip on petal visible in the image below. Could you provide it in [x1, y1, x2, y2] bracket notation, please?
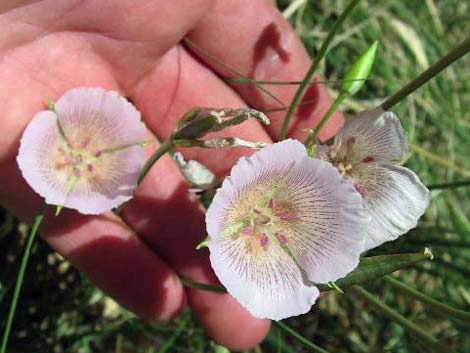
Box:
[46, 99, 55, 111]
[341, 40, 379, 96]
[196, 236, 210, 250]
[327, 281, 344, 294]
[55, 205, 63, 216]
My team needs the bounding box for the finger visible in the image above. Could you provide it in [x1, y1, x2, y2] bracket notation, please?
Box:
[132, 45, 272, 176]
[126, 46, 272, 349]
[123, 146, 270, 350]
[187, 0, 343, 141]
[1, 0, 215, 93]
[0, 159, 185, 321]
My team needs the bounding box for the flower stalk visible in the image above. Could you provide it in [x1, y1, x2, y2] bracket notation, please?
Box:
[279, 0, 361, 140]
[1, 206, 47, 353]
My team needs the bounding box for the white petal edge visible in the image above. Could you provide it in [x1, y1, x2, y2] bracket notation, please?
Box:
[209, 236, 319, 320]
[55, 87, 147, 149]
[335, 108, 408, 164]
[17, 110, 67, 207]
[359, 164, 430, 251]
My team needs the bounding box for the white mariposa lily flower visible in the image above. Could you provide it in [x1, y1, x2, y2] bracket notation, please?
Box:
[316, 108, 430, 251]
[206, 139, 368, 320]
[17, 87, 146, 214]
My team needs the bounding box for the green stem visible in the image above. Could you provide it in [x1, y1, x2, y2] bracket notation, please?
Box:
[381, 37, 470, 110]
[137, 139, 174, 185]
[275, 322, 330, 353]
[184, 38, 286, 109]
[279, 0, 360, 141]
[350, 285, 445, 352]
[226, 78, 369, 85]
[427, 180, 470, 190]
[383, 275, 470, 322]
[179, 277, 226, 293]
[305, 92, 346, 147]
[1, 206, 47, 353]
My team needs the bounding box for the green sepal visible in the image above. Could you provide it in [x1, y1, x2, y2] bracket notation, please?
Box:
[316, 249, 432, 291]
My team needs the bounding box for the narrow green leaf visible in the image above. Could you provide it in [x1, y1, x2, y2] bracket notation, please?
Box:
[179, 251, 433, 294]
[350, 285, 446, 352]
[341, 41, 378, 95]
[275, 322, 330, 353]
[317, 250, 433, 291]
[383, 275, 470, 322]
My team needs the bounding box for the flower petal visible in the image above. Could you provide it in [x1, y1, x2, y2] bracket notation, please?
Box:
[17, 87, 146, 214]
[55, 87, 146, 151]
[206, 139, 307, 237]
[278, 157, 368, 284]
[335, 109, 408, 164]
[63, 145, 145, 214]
[206, 140, 368, 319]
[208, 235, 319, 320]
[355, 164, 430, 251]
[17, 110, 68, 206]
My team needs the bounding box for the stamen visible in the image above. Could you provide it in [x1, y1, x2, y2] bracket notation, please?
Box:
[354, 184, 368, 198]
[260, 234, 269, 247]
[87, 164, 94, 173]
[81, 136, 91, 148]
[275, 232, 288, 245]
[279, 213, 298, 222]
[268, 198, 275, 209]
[346, 137, 356, 148]
[254, 214, 270, 225]
[242, 226, 254, 235]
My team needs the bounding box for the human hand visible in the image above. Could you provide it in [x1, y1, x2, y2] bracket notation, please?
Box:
[0, 0, 343, 349]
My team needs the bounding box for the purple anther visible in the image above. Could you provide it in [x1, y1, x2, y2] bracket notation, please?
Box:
[260, 234, 269, 247]
[354, 184, 368, 198]
[275, 232, 288, 245]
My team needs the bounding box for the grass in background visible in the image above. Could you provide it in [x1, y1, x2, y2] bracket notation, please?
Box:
[1, 1, 469, 352]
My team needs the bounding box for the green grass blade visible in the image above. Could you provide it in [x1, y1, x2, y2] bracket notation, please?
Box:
[427, 180, 470, 190]
[275, 322, 330, 353]
[383, 275, 470, 322]
[1, 206, 47, 353]
[279, 0, 361, 140]
[380, 37, 470, 110]
[350, 285, 447, 352]
[156, 316, 188, 353]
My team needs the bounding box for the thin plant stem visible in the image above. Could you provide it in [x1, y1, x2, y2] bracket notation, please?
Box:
[184, 38, 286, 109]
[275, 322, 330, 353]
[350, 285, 446, 352]
[427, 180, 470, 190]
[383, 275, 470, 322]
[305, 92, 346, 146]
[179, 277, 226, 293]
[138, 139, 174, 185]
[225, 77, 369, 85]
[279, 0, 360, 140]
[381, 37, 470, 110]
[1, 206, 47, 353]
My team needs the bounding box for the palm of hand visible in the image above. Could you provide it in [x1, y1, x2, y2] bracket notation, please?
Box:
[0, 0, 342, 349]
